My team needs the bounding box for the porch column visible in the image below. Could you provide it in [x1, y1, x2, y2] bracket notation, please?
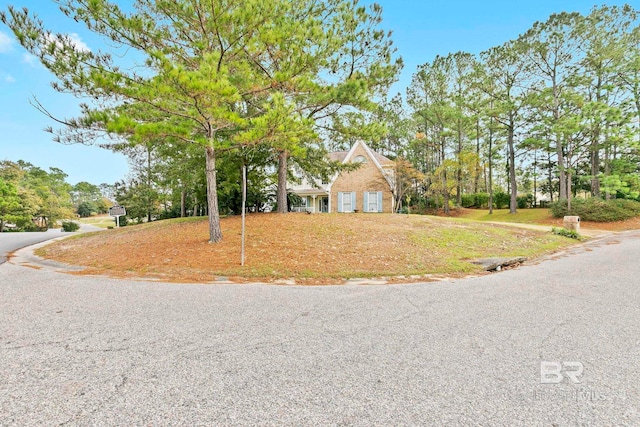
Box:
[312, 195, 317, 213]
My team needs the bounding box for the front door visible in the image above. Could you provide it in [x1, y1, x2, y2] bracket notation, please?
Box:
[319, 197, 329, 213]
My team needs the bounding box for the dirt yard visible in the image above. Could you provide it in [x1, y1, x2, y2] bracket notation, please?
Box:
[38, 213, 574, 284]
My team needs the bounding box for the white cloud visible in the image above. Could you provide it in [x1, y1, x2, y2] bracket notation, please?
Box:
[0, 31, 12, 53]
[68, 33, 91, 52]
[22, 53, 37, 66]
[0, 72, 16, 83]
[44, 32, 91, 53]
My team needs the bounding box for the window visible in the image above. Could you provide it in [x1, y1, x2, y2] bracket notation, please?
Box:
[342, 194, 352, 212]
[368, 192, 378, 212]
[363, 191, 383, 213]
[338, 192, 356, 213]
[353, 155, 367, 163]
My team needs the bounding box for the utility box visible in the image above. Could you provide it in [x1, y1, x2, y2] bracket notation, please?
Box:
[563, 216, 580, 232]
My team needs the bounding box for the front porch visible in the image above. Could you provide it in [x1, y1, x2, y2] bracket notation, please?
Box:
[291, 194, 329, 213]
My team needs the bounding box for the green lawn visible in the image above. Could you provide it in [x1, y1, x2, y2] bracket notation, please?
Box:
[79, 215, 116, 228]
[457, 208, 555, 224]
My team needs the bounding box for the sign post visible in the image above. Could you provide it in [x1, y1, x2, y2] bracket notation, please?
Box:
[108, 205, 126, 227]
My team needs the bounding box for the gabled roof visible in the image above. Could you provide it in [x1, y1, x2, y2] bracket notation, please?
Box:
[327, 147, 393, 166]
[326, 140, 394, 191]
[372, 151, 394, 166]
[327, 151, 349, 162]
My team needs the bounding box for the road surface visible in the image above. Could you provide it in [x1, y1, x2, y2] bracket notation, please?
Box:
[0, 224, 103, 265]
[0, 230, 66, 265]
[1, 230, 639, 425]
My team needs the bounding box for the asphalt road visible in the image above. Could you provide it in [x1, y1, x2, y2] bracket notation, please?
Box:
[1, 231, 640, 425]
[0, 230, 67, 265]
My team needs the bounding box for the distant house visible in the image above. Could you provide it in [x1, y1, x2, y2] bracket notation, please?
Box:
[289, 141, 395, 213]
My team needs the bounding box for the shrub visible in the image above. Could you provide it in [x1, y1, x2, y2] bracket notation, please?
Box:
[76, 201, 95, 218]
[550, 198, 640, 222]
[517, 194, 534, 209]
[474, 193, 489, 208]
[551, 227, 581, 240]
[494, 192, 510, 209]
[461, 194, 476, 208]
[61, 221, 80, 232]
[461, 193, 490, 208]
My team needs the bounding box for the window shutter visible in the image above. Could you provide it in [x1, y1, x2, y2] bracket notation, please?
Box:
[378, 192, 383, 212]
[351, 192, 356, 212]
[363, 192, 369, 212]
[337, 192, 343, 213]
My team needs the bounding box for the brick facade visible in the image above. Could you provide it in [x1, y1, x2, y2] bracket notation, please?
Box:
[329, 144, 394, 213]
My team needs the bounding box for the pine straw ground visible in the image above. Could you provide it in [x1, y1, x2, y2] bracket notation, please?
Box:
[37, 213, 575, 284]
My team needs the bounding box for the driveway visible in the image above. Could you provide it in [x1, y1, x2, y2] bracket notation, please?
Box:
[1, 231, 639, 425]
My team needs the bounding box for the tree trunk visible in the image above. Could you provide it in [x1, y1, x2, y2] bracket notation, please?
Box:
[552, 76, 567, 201]
[147, 145, 152, 223]
[604, 142, 611, 201]
[277, 150, 288, 214]
[636, 96, 640, 143]
[205, 144, 223, 243]
[475, 117, 481, 194]
[488, 120, 494, 215]
[180, 189, 186, 218]
[547, 151, 554, 202]
[557, 133, 567, 201]
[591, 75, 603, 198]
[533, 150, 538, 208]
[441, 136, 449, 215]
[508, 118, 517, 214]
[567, 171, 572, 213]
[590, 146, 601, 197]
[192, 194, 198, 217]
[456, 120, 462, 207]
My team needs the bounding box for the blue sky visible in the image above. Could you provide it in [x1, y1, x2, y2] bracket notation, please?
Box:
[1, 0, 638, 185]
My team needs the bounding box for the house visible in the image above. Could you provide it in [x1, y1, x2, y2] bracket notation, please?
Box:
[289, 141, 395, 213]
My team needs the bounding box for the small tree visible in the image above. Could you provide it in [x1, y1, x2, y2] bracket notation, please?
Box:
[76, 201, 94, 218]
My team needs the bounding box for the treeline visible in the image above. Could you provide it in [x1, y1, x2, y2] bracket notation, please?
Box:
[0, 160, 110, 231]
[112, 4, 640, 222]
[3, 2, 639, 238]
[3, 0, 401, 242]
[399, 5, 640, 214]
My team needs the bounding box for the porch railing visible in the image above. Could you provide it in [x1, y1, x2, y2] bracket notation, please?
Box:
[290, 206, 315, 213]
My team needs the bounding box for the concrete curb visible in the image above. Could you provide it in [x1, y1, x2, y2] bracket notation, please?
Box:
[8, 236, 86, 273]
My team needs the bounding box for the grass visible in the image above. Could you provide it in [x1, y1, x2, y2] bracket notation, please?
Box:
[455, 208, 556, 224]
[37, 213, 574, 284]
[456, 207, 640, 232]
[79, 215, 116, 228]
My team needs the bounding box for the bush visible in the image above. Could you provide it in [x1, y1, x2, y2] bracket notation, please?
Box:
[475, 193, 489, 208]
[461, 194, 476, 208]
[550, 198, 640, 222]
[494, 192, 510, 209]
[551, 227, 581, 240]
[517, 194, 534, 209]
[461, 193, 490, 208]
[76, 201, 95, 218]
[61, 221, 80, 232]
[158, 207, 181, 220]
